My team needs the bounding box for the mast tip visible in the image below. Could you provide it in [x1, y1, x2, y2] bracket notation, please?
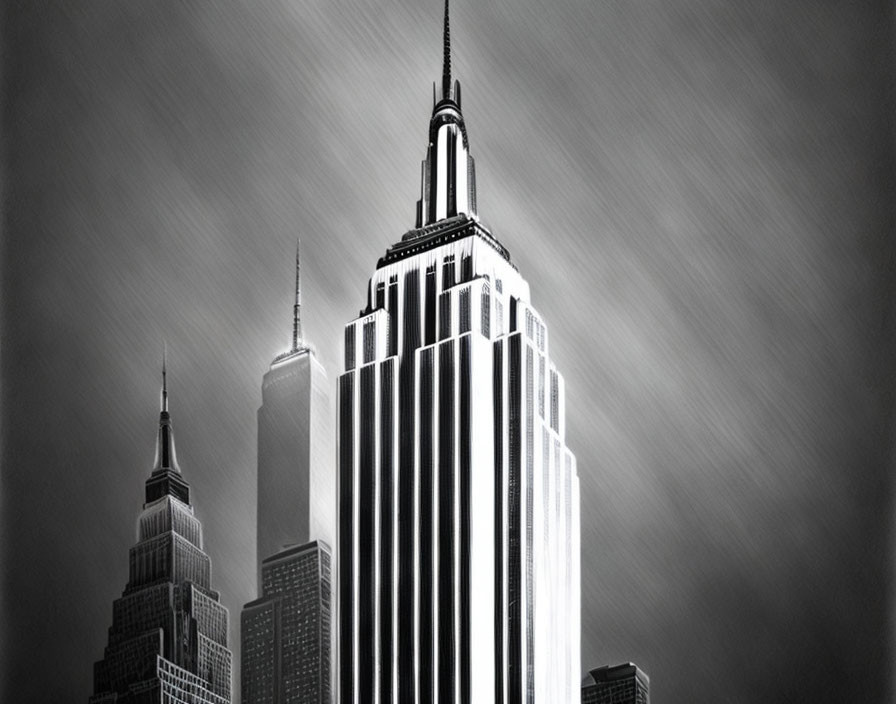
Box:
[442, 0, 452, 100]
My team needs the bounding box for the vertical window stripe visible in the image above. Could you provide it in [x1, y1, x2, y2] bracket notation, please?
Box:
[459, 336, 472, 702]
[493, 339, 505, 704]
[436, 127, 448, 220]
[338, 374, 354, 704]
[379, 360, 395, 702]
[397, 268, 419, 703]
[418, 348, 435, 704]
[437, 341, 455, 702]
[358, 365, 376, 700]
[507, 335, 522, 703]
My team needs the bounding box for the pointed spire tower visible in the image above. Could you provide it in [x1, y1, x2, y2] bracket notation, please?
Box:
[147, 351, 189, 504]
[256, 240, 334, 576]
[89, 358, 233, 704]
[245, 242, 335, 703]
[338, 1, 581, 701]
[153, 346, 179, 471]
[416, 0, 477, 227]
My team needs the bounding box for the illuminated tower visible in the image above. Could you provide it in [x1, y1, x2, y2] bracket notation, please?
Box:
[242, 242, 334, 704]
[256, 242, 333, 578]
[89, 361, 232, 704]
[336, 3, 581, 702]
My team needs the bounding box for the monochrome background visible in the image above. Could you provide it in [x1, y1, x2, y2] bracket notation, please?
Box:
[2, 1, 893, 702]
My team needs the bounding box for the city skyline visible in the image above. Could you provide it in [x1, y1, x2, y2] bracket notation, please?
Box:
[3, 3, 893, 703]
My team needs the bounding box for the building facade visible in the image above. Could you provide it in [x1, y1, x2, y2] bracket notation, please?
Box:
[90, 366, 232, 704]
[336, 4, 581, 702]
[242, 541, 332, 704]
[582, 664, 650, 704]
[242, 243, 334, 704]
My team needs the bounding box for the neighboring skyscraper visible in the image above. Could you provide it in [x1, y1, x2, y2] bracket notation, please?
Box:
[242, 242, 334, 704]
[90, 361, 232, 704]
[242, 541, 332, 704]
[336, 3, 581, 702]
[582, 664, 650, 704]
[256, 242, 333, 580]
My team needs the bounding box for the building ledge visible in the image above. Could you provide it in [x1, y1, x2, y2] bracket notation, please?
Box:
[377, 214, 515, 270]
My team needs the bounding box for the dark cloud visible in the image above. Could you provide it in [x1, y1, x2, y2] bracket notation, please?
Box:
[2, 1, 893, 702]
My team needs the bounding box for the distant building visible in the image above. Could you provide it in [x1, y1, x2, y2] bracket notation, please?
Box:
[89, 363, 232, 704]
[582, 663, 650, 704]
[241, 541, 332, 704]
[256, 243, 333, 579]
[243, 243, 334, 704]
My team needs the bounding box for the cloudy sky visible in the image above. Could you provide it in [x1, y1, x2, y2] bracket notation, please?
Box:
[2, 1, 894, 702]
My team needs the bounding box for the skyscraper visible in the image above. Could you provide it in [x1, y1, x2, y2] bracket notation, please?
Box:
[89, 362, 232, 704]
[336, 3, 581, 702]
[581, 664, 650, 704]
[256, 243, 333, 579]
[242, 243, 334, 704]
[242, 541, 332, 704]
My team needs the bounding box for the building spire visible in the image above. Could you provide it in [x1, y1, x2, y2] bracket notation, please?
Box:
[161, 343, 168, 413]
[442, 0, 452, 100]
[153, 348, 180, 473]
[293, 239, 302, 350]
[415, 0, 477, 227]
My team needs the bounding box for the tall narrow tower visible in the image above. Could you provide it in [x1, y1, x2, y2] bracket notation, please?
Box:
[90, 362, 232, 704]
[337, 3, 581, 702]
[242, 243, 334, 704]
[255, 241, 334, 577]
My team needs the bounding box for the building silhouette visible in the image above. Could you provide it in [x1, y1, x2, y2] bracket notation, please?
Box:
[242, 242, 334, 704]
[89, 362, 232, 704]
[336, 2, 581, 701]
[242, 542, 332, 704]
[582, 664, 650, 704]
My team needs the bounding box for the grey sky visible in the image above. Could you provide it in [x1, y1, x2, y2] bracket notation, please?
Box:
[2, 1, 893, 702]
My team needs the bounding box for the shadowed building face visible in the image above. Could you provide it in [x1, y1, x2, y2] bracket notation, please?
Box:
[89, 370, 233, 704]
[242, 541, 332, 704]
[582, 663, 649, 704]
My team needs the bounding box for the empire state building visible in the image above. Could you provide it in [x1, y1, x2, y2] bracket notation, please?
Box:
[89, 363, 232, 704]
[337, 3, 581, 703]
